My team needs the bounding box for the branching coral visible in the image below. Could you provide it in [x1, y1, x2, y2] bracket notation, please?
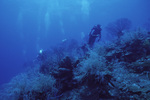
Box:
[0, 67, 57, 100]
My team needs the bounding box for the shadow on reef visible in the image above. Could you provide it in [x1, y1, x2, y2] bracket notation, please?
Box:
[1, 31, 150, 100]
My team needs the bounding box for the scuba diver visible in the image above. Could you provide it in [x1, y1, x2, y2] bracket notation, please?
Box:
[88, 24, 102, 48]
[78, 24, 102, 56]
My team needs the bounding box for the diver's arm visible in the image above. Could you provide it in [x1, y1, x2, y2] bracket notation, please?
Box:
[89, 26, 96, 36]
[89, 28, 94, 36]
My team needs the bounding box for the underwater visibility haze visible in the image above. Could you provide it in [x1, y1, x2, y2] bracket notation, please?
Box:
[0, 0, 150, 99]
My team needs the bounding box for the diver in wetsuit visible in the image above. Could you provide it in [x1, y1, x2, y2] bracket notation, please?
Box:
[88, 24, 102, 48]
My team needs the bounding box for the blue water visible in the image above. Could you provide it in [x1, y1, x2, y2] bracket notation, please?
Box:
[0, 0, 150, 85]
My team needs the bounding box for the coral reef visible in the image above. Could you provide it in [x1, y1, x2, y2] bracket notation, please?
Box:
[1, 30, 150, 100]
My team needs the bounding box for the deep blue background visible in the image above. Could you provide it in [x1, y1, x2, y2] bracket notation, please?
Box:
[0, 0, 150, 85]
